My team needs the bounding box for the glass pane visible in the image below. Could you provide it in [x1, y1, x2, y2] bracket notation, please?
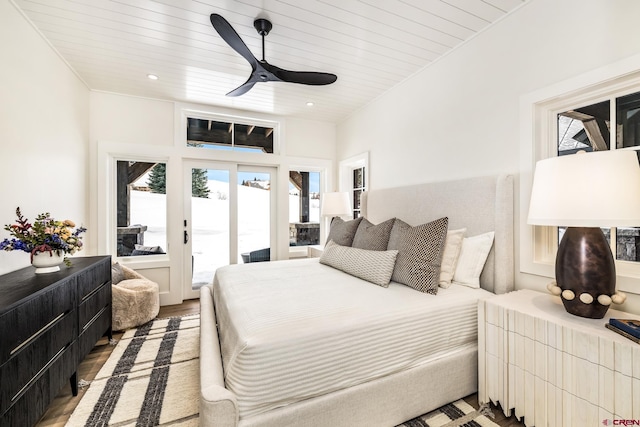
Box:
[116, 160, 167, 257]
[238, 171, 271, 262]
[288, 171, 320, 246]
[616, 91, 640, 149]
[353, 167, 364, 189]
[234, 124, 274, 153]
[353, 189, 363, 212]
[191, 169, 229, 290]
[617, 227, 640, 261]
[557, 100, 610, 155]
[187, 118, 232, 150]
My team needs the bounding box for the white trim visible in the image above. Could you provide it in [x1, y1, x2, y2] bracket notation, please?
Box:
[520, 52, 640, 294]
[97, 140, 183, 305]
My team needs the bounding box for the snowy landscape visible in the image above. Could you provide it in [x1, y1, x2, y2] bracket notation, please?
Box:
[129, 179, 319, 288]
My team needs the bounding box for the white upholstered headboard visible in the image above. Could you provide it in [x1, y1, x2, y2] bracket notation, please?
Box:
[361, 174, 514, 294]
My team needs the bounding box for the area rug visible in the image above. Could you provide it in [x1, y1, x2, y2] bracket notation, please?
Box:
[67, 314, 497, 427]
[66, 314, 200, 426]
[396, 399, 498, 427]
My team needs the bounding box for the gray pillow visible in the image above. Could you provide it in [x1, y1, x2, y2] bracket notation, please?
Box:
[387, 217, 449, 294]
[325, 216, 363, 247]
[352, 217, 395, 251]
[320, 240, 398, 287]
[111, 262, 125, 285]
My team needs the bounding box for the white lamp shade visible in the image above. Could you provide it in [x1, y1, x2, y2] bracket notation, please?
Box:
[528, 150, 640, 227]
[321, 192, 351, 217]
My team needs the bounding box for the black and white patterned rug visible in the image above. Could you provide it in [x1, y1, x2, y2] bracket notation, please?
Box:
[66, 315, 200, 426]
[67, 314, 497, 427]
[396, 399, 498, 427]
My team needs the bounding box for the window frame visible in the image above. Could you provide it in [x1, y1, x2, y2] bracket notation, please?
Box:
[339, 152, 369, 219]
[178, 109, 280, 155]
[521, 63, 640, 294]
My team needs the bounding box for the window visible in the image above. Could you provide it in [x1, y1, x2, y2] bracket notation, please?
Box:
[352, 167, 366, 219]
[523, 65, 640, 291]
[288, 170, 320, 246]
[116, 160, 167, 257]
[186, 117, 274, 153]
[555, 93, 640, 263]
[340, 153, 369, 219]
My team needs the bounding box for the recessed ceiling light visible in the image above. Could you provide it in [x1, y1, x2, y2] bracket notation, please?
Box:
[147, 74, 159, 80]
[306, 101, 314, 107]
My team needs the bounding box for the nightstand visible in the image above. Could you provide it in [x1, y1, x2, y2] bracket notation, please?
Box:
[307, 245, 324, 258]
[478, 289, 640, 427]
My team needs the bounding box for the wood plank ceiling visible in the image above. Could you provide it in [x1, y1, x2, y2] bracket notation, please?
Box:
[12, 0, 527, 123]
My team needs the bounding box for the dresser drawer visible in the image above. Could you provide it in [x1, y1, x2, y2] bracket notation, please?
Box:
[78, 304, 111, 361]
[0, 278, 75, 364]
[76, 257, 111, 302]
[0, 310, 76, 414]
[0, 340, 77, 427]
[78, 281, 111, 330]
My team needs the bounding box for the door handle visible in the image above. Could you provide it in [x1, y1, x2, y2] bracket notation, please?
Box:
[184, 230, 189, 244]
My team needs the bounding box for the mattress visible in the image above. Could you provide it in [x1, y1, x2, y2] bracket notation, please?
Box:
[212, 258, 494, 419]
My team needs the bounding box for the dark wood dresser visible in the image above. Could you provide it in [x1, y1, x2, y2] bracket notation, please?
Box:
[0, 256, 112, 426]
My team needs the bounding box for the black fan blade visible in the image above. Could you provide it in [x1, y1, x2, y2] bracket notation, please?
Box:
[210, 14, 258, 69]
[227, 81, 257, 97]
[263, 62, 337, 85]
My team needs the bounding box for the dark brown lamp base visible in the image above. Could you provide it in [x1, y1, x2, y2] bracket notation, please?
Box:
[555, 227, 616, 319]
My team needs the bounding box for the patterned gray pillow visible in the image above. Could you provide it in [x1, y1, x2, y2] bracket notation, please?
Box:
[387, 217, 449, 294]
[325, 216, 363, 247]
[320, 240, 398, 287]
[352, 217, 395, 251]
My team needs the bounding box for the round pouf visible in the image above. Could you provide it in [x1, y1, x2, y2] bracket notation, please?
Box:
[112, 278, 160, 331]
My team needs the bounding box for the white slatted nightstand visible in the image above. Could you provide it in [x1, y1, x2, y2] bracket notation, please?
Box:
[307, 245, 324, 258]
[478, 289, 640, 427]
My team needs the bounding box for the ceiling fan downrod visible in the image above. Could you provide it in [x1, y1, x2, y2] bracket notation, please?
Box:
[253, 18, 272, 62]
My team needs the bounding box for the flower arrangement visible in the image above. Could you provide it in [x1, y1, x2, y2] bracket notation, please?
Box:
[0, 207, 87, 266]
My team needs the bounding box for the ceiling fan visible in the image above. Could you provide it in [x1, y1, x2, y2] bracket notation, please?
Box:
[210, 13, 338, 96]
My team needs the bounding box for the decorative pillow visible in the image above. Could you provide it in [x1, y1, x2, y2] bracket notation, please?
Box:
[439, 228, 467, 289]
[320, 240, 398, 287]
[352, 217, 395, 251]
[131, 244, 165, 256]
[325, 216, 363, 247]
[387, 217, 449, 294]
[452, 231, 495, 289]
[111, 262, 125, 285]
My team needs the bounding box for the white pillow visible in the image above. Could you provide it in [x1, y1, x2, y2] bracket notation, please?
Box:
[439, 228, 466, 288]
[452, 231, 495, 289]
[320, 240, 398, 287]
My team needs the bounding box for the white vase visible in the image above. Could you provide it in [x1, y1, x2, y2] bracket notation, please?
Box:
[31, 250, 65, 274]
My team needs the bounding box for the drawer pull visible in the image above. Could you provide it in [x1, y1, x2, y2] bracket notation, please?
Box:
[11, 344, 68, 402]
[81, 281, 108, 302]
[83, 305, 108, 331]
[10, 312, 65, 356]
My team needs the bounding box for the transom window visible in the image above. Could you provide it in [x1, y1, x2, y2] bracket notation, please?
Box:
[186, 117, 274, 153]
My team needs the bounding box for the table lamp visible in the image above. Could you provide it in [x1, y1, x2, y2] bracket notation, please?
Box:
[321, 192, 351, 218]
[528, 150, 640, 318]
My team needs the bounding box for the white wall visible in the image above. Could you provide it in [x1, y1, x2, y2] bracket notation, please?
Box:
[0, 1, 90, 275]
[89, 92, 336, 303]
[337, 0, 640, 314]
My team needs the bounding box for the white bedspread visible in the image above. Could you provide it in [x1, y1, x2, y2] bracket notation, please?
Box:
[212, 258, 494, 419]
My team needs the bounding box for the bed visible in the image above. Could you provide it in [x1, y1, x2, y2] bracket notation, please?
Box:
[200, 174, 514, 427]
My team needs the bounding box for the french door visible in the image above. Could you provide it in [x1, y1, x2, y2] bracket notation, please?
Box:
[182, 161, 276, 299]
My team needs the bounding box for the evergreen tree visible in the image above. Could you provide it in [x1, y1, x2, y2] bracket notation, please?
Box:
[147, 163, 166, 194]
[147, 163, 209, 198]
[192, 168, 210, 198]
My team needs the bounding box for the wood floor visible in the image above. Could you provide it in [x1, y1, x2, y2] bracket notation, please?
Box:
[36, 299, 525, 427]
